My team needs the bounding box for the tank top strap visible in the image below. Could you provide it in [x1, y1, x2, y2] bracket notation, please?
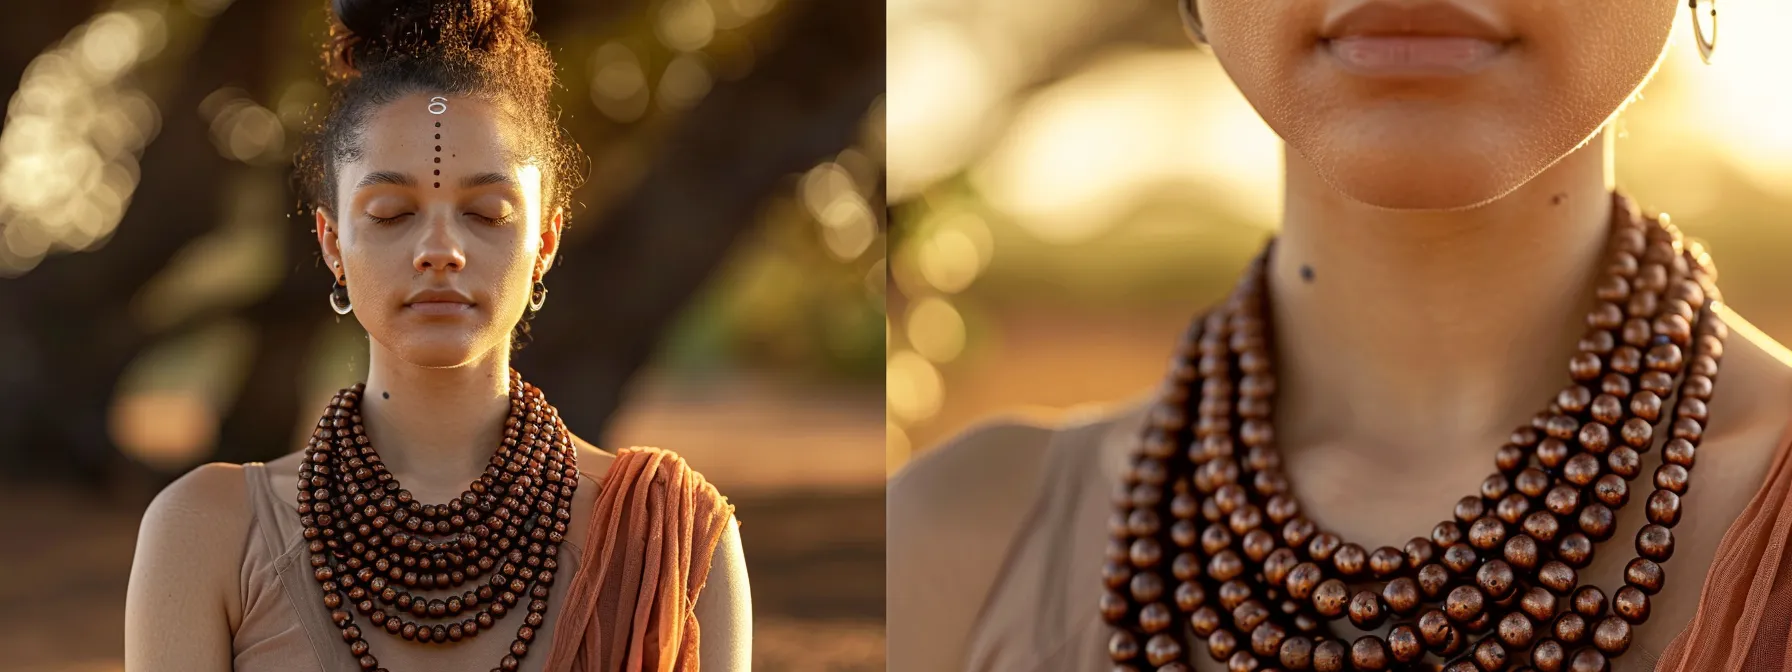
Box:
[240, 462, 291, 559]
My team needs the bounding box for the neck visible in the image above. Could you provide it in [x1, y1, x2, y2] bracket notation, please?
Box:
[358, 341, 515, 501]
[1267, 128, 1617, 462]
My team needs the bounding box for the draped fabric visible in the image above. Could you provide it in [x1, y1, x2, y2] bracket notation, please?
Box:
[544, 447, 735, 672]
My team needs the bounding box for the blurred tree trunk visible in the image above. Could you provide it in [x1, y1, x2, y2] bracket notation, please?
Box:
[0, 0, 289, 486]
[519, 0, 885, 440]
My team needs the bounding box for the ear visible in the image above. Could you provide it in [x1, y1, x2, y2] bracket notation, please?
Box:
[316, 209, 344, 281]
[535, 207, 564, 280]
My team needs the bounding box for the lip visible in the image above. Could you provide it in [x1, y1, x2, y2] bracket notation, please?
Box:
[403, 288, 476, 315]
[1320, 1, 1514, 77]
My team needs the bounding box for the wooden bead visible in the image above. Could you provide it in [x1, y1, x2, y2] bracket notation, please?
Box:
[1468, 517, 1506, 551]
[1579, 504, 1616, 542]
[1564, 454, 1601, 487]
[1332, 543, 1367, 578]
[1145, 634, 1183, 666]
[1572, 586, 1608, 618]
[1637, 524, 1675, 561]
[1279, 636, 1314, 670]
[1387, 625, 1423, 663]
[1613, 585, 1651, 624]
[1218, 580, 1251, 611]
[1476, 560, 1517, 600]
[1568, 648, 1607, 672]
[1625, 558, 1664, 594]
[1100, 591, 1129, 623]
[1312, 639, 1346, 672]
[1455, 496, 1487, 523]
[1418, 609, 1456, 648]
[1523, 511, 1561, 543]
[1558, 533, 1594, 568]
[1312, 579, 1349, 618]
[1286, 563, 1323, 600]
[1656, 464, 1690, 494]
[1350, 636, 1390, 671]
[1404, 537, 1436, 569]
[1497, 611, 1536, 648]
[1554, 612, 1588, 644]
[1139, 603, 1172, 633]
[1232, 599, 1269, 632]
[1224, 651, 1257, 672]
[1369, 546, 1404, 578]
[1208, 628, 1240, 661]
[1249, 622, 1286, 657]
[1446, 585, 1486, 623]
[1443, 544, 1479, 575]
[1348, 590, 1386, 629]
[1209, 550, 1244, 581]
[1108, 630, 1140, 661]
[1432, 521, 1464, 547]
[1520, 586, 1558, 623]
[1503, 533, 1540, 572]
[1175, 581, 1207, 612]
[1473, 638, 1508, 671]
[1647, 490, 1682, 527]
[1539, 561, 1577, 595]
[1593, 616, 1632, 655]
[1307, 533, 1341, 562]
[1383, 577, 1421, 615]
[1532, 639, 1567, 672]
[1545, 485, 1581, 516]
[1191, 606, 1222, 636]
[1263, 548, 1298, 585]
[1496, 493, 1531, 524]
[1417, 564, 1452, 599]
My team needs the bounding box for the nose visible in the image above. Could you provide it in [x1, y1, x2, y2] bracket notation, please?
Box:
[413, 213, 467, 273]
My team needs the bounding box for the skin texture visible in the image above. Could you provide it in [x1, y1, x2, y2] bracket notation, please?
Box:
[888, 2, 1792, 671]
[125, 93, 751, 670]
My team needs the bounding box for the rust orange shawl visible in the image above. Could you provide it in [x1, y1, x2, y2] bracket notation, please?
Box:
[544, 447, 735, 672]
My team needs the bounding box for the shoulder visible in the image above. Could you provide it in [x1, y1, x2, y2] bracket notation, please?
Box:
[888, 402, 1143, 544]
[129, 463, 254, 629]
[885, 402, 1145, 670]
[138, 462, 253, 553]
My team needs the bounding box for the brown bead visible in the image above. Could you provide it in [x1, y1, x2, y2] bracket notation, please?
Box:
[1577, 422, 1611, 454]
[1386, 625, 1423, 663]
[1103, 561, 1132, 589]
[1108, 631, 1140, 662]
[1520, 585, 1558, 623]
[1417, 564, 1452, 599]
[1445, 585, 1485, 623]
[1473, 638, 1508, 671]
[1637, 524, 1676, 561]
[1477, 559, 1517, 600]
[1569, 352, 1603, 381]
[1172, 552, 1202, 581]
[1647, 490, 1682, 527]
[1208, 628, 1240, 661]
[1572, 585, 1608, 618]
[1581, 327, 1617, 353]
[1663, 438, 1697, 467]
[1263, 548, 1299, 585]
[1564, 454, 1601, 487]
[1503, 534, 1540, 572]
[1232, 599, 1270, 632]
[1404, 537, 1436, 569]
[1224, 651, 1256, 672]
[1266, 494, 1301, 523]
[1610, 346, 1642, 375]
[1283, 517, 1317, 548]
[1432, 521, 1463, 547]
[1349, 636, 1390, 671]
[1532, 639, 1567, 672]
[1555, 612, 1588, 644]
[1175, 581, 1207, 612]
[1592, 474, 1629, 509]
[1496, 493, 1530, 525]
[1099, 591, 1129, 623]
[1138, 603, 1172, 633]
[1468, 517, 1506, 551]
[1368, 546, 1404, 578]
[1249, 622, 1286, 657]
[1614, 585, 1651, 624]
[1523, 511, 1561, 543]
[1607, 445, 1641, 478]
[1312, 579, 1349, 618]
[1558, 532, 1594, 568]
[1625, 558, 1664, 594]
[1332, 543, 1367, 577]
[1682, 373, 1715, 401]
[1312, 639, 1346, 672]
[1132, 538, 1165, 569]
[1545, 485, 1582, 516]
[1620, 317, 1651, 346]
[1279, 636, 1314, 669]
[1497, 611, 1536, 648]
[1579, 504, 1616, 542]
[1539, 561, 1578, 595]
[1544, 414, 1581, 441]
[1382, 577, 1421, 615]
[1229, 505, 1264, 536]
[1656, 464, 1690, 494]
[1241, 529, 1275, 562]
[1348, 590, 1386, 629]
[1592, 616, 1632, 655]
[1145, 633, 1183, 666]
[1418, 609, 1456, 647]
[1191, 606, 1222, 636]
[1307, 533, 1341, 562]
[1568, 648, 1607, 672]
[1170, 520, 1198, 549]
[1621, 417, 1654, 448]
[1496, 443, 1526, 472]
[1286, 562, 1323, 599]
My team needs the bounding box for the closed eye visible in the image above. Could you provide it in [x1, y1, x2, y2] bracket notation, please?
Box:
[366, 212, 410, 224]
[469, 212, 514, 226]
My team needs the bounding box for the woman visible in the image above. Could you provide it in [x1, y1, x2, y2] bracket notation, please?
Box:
[890, 1, 1792, 671]
[123, 1, 751, 670]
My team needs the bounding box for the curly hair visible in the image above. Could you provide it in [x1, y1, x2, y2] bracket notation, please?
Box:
[295, 0, 587, 350]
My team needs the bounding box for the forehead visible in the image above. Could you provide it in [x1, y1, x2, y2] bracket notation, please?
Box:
[349, 92, 524, 169]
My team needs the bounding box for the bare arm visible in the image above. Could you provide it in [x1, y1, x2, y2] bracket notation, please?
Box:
[695, 515, 752, 670]
[125, 463, 250, 672]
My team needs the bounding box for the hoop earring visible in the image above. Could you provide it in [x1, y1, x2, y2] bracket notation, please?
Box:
[527, 279, 548, 313]
[1179, 0, 1206, 44]
[329, 277, 353, 315]
[1690, 0, 1717, 64]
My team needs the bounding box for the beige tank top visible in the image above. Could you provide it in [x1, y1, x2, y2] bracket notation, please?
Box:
[232, 462, 593, 672]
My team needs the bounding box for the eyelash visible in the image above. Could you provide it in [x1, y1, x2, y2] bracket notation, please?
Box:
[364, 213, 512, 226]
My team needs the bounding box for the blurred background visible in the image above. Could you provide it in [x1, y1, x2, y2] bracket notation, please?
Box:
[0, 0, 883, 670]
[886, 0, 1792, 469]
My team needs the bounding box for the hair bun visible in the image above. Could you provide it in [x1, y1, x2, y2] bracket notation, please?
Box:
[324, 0, 533, 82]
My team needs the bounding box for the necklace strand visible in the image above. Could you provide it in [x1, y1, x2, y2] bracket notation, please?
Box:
[300, 368, 579, 672]
[1103, 194, 1726, 672]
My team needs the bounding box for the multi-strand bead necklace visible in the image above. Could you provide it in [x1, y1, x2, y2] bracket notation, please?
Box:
[299, 368, 579, 672]
[1104, 195, 1725, 672]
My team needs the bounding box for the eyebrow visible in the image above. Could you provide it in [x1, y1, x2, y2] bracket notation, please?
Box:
[353, 171, 521, 192]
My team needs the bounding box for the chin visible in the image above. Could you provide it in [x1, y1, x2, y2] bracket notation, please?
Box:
[1302, 131, 1541, 211]
[382, 333, 505, 369]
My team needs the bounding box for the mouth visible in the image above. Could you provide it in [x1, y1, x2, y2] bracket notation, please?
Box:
[1320, 2, 1515, 78]
[404, 301, 476, 316]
